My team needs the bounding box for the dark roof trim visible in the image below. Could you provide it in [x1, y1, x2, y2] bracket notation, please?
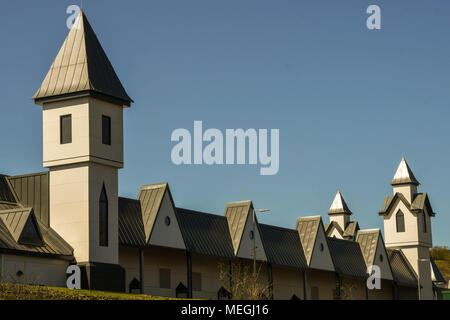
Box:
[34, 90, 131, 107]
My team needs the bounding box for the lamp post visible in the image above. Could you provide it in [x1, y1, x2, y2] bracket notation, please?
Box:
[252, 209, 271, 277]
[417, 258, 429, 300]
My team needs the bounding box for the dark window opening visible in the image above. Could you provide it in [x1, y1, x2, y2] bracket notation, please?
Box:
[60, 114, 72, 144]
[99, 184, 108, 247]
[159, 268, 171, 289]
[422, 213, 427, 233]
[396, 210, 405, 233]
[19, 215, 42, 246]
[218, 287, 231, 300]
[102, 115, 111, 145]
[176, 282, 188, 298]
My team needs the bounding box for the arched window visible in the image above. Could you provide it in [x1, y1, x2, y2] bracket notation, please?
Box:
[99, 184, 108, 246]
[396, 210, 405, 233]
[422, 213, 427, 233]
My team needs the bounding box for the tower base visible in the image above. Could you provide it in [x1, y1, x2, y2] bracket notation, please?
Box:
[78, 262, 125, 292]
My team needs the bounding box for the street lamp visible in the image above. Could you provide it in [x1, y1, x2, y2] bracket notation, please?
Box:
[252, 209, 271, 277]
[417, 258, 429, 300]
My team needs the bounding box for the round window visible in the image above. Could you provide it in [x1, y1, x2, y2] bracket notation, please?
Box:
[320, 243, 324, 252]
[249, 230, 254, 240]
[165, 216, 171, 226]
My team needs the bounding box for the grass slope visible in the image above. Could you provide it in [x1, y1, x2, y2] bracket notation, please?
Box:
[431, 246, 450, 284]
[0, 283, 176, 300]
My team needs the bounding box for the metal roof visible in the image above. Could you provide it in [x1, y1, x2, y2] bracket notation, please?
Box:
[33, 11, 132, 106]
[430, 257, 446, 283]
[379, 192, 436, 217]
[327, 237, 367, 278]
[0, 175, 17, 203]
[295, 216, 321, 265]
[177, 208, 235, 259]
[328, 191, 352, 215]
[8, 172, 50, 227]
[137, 183, 169, 243]
[224, 201, 253, 255]
[343, 221, 359, 240]
[118, 197, 146, 247]
[324, 221, 344, 237]
[0, 207, 36, 243]
[391, 157, 420, 186]
[356, 229, 380, 267]
[387, 249, 417, 287]
[259, 224, 308, 269]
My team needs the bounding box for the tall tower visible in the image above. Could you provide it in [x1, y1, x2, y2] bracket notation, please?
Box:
[32, 11, 133, 291]
[327, 190, 352, 231]
[379, 158, 435, 299]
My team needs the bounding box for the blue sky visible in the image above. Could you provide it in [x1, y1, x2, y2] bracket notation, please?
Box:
[1, 0, 449, 246]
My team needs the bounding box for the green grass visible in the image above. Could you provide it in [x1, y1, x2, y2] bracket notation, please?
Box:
[431, 246, 450, 283]
[0, 283, 177, 300]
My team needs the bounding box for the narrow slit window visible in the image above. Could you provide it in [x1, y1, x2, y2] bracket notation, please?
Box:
[60, 115, 72, 144]
[99, 184, 108, 246]
[102, 115, 111, 145]
[422, 213, 427, 233]
[396, 210, 405, 233]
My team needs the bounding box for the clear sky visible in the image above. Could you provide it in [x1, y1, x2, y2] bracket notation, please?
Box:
[1, 0, 449, 246]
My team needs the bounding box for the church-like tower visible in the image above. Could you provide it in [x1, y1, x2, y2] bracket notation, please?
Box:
[32, 11, 133, 291]
[379, 158, 435, 299]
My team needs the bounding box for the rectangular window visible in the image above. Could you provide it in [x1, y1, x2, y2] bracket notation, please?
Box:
[159, 268, 171, 289]
[192, 272, 202, 292]
[60, 115, 72, 144]
[102, 115, 111, 145]
[422, 213, 427, 233]
[311, 286, 319, 300]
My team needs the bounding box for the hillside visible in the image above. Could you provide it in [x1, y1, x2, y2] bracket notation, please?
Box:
[431, 246, 450, 285]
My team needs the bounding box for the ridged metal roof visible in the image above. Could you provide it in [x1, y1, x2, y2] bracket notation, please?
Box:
[387, 249, 417, 287]
[295, 216, 321, 265]
[177, 208, 234, 259]
[328, 191, 352, 215]
[33, 11, 132, 106]
[391, 157, 420, 186]
[356, 229, 380, 267]
[327, 237, 367, 278]
[224, 201, 253, 255]
[430, 257, 445, 283]
[343, 221, 359, 240]
[137, 183, 168, 243]
[0, 208, 36, 243]
[0, 175, 17, 203]
[379, 192, 436, 217]
[259, 224, 307, 269]
[118, 197, 146, 247]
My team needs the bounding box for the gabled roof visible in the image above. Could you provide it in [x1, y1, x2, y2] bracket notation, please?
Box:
[137, 183, 173, 243]
[33, 11, 132, 107]
[324, 221, 344, 238]
[177, 208, 234, 259]
[224, 200, 254, 255]
[0, 208, 42, 245]
[118, 197, 146, 247]
[379, 192, 436, 217]
[387, 249, 417, 287]
[391, 157, 420, 186]
[0, 175, 17, 203]
[328, 191, 352, 215]
[295, 216, 321, 265]
[356, 229, 380, 267]
[259, 224, 308, 269]
[327, 237, 367, 278]
[343, 221, 359, 240]
[430, 258, 446, 284]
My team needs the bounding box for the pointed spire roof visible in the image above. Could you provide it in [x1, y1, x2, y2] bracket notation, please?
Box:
[33, 11, 133, 107]
[390, 157, 419, 186]
[328, 191, 352, 216]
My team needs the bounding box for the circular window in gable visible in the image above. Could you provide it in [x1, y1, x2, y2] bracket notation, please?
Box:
[320, 243, 324, 252]
[165, 216, 171, 226]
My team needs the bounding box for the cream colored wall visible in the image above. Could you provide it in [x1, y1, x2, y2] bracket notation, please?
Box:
[149, 191, 185, 250]
[272, 266, 304, 300]
[306, 269, 335, 300]
[373, 236, 393, 280]
[383, 200, 420, 247]
[236, 215, 267, 261]
[141, 246, 187, 297]
[119, 247, 140, 292]
[402, 247, 433, 299]
[0, 254, 69, 287]
[393, 185, 417, 203]
[329, 215, 349, 232]
[309, 225, 335, 272]
[367, 279, 393, 300]
[191, 254, 228, 300]
[49, 163, 119, 264]
[42, 97, 123, 168]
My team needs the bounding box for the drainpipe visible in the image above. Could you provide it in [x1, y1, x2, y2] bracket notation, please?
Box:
[267, 263, 273, 299]
[139, 248, 144, 294]
[393, 281, 398, 300]
[186, 251, 192, 298]
[302, 271, 308, 300]
[335, 273, 341, 300]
